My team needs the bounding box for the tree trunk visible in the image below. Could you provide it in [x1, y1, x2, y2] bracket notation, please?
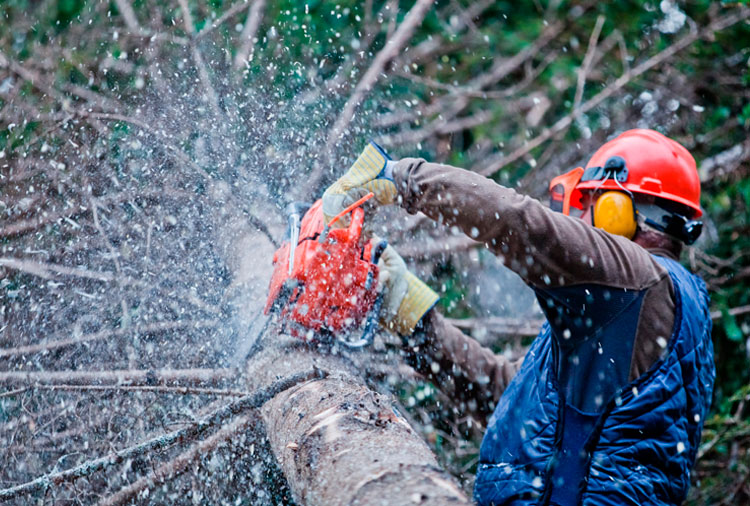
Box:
[243, 334, 470, 505]
[216, 185, 470, 505]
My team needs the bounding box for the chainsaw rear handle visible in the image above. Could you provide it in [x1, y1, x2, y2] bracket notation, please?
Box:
[337, 240, 387, 350]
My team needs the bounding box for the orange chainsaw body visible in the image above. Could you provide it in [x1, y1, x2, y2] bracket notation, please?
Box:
[264, 199, 379, 341]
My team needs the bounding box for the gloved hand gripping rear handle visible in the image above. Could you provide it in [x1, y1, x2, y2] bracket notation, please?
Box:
[336, 240, 387, 350]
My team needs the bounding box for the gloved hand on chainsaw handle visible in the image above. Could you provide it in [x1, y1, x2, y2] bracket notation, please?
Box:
[377, 243, 439, 336]
[323, 141, 398, 226]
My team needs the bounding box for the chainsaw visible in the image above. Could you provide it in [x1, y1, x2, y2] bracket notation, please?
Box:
[264, 193, 385, 348]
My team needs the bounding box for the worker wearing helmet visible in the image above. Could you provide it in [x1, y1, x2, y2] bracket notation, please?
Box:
[323, 129, 715, 506]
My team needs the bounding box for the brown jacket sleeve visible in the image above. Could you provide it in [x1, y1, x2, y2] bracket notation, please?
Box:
[392, 158, 676, 402]
[392, 158, 668, 290]
[404, 309, 522, 421]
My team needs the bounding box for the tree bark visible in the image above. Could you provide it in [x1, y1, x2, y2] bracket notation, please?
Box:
[243, 334, 470, 505]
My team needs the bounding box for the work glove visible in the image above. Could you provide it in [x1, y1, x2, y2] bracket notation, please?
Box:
[377, 244, 439, 336]
[323, 141, 398, 227]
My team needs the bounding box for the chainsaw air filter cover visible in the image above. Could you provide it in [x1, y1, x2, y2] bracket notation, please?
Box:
[264, 199, 379, 341]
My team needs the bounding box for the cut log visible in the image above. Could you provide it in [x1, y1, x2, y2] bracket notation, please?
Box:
[218, 192, 470, 504]
[244, 334, 470, 505]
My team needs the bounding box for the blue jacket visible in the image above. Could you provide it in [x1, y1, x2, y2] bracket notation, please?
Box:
[474, 255, 715, 506]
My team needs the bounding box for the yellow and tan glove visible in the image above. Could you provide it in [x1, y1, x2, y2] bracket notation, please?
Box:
[322, 141, 398, 227]
[378, 244, 439, 336]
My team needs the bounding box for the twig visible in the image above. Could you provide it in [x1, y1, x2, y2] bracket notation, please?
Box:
[699, 141, 750, 181]
[0, 188, 188, 239]
[113, 0, 144, 34]
[190, 45, 224, 124]
[477, 6, 750, 177]
[0, 387, 28, 398]
[573, 15, 605, 112]
[0, 368, 236, 387]
[446, 316, 545, 338]
[177, 0, 196, 35]
[197, 1, 255, 41]
[320, 0, 435, 164]
[233, 0, 267, 72]
[0, 370, 324, 501]
[79, 111, 212, 180]
[97, 415, 254, 506]
[0, 319, 219, 358]
[9, 384, 249, 397]
[709, 304, 750, 321]
[89, 196, 123, 275]
[0, 257, 121, 283]
[397, 234, 480, 260]
[470, 20, 564, 90]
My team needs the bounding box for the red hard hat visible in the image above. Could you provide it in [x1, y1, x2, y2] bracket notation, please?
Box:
[575, 129, 702, 218]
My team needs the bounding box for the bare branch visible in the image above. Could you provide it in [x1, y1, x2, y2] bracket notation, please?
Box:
[197, 1, 255, 41]
[709, 305, 750, 321]
[0, 370, 323, 501]
[0, 256, 121, 283]
[4, 384, 249, 397]
[321, 0, 435, 155]
[477, 6, 750, 177]
[0, 368, 236, 387]
[0, 320, 219, 358]
[446, 316, 545, 338]
[0, 188, 188, 239]
[97, 415, 254, 506]
[573, 15, 605, 111]
[470, 20, 564, 90]
[699, 140, 750, 181]
[113, 0, 144, 34]
[233, 0, 266, 72]
[177, 0, 196, 35]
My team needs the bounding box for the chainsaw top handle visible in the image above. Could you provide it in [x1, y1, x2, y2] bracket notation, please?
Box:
[326, 192, 375, 229]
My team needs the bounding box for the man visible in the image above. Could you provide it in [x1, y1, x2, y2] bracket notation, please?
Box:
[322, 129, 715, 506]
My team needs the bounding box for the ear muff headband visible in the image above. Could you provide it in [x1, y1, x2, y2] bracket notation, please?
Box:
[593, 191, 637, 239]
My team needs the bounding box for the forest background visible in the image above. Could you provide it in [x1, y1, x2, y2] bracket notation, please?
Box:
[1, 0, 749, 504]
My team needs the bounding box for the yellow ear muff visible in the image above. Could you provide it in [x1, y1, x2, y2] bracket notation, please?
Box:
[593, 191, 637, 239]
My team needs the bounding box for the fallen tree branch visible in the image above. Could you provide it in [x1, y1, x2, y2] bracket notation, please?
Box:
[77, 111, 213, 180]
[446, 316, 544, 340]
[710, 304, 750, 321]
[0, 369, 322, 501]
[0, 319, 218, 358]
[1, 384, 248, 399]
[699, 140, 750, 182]
[0, 189, 160, 239]
[0, 368, 236, 387]
[97, 414, 255, 506]
[443, 305, 750, 348]
[113, 0, 144, 34]
[0, 257, 124, 283]
[245, 335, 470, 505]
[233, 0, 266, 72]
[397, 234, 481, 260]
[477, 6, 750, 177]
[573, 14, 605, 111]
[315, 0, 435, 188]
[471, 20, 565, 90]
[197, 0, 256, 41]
